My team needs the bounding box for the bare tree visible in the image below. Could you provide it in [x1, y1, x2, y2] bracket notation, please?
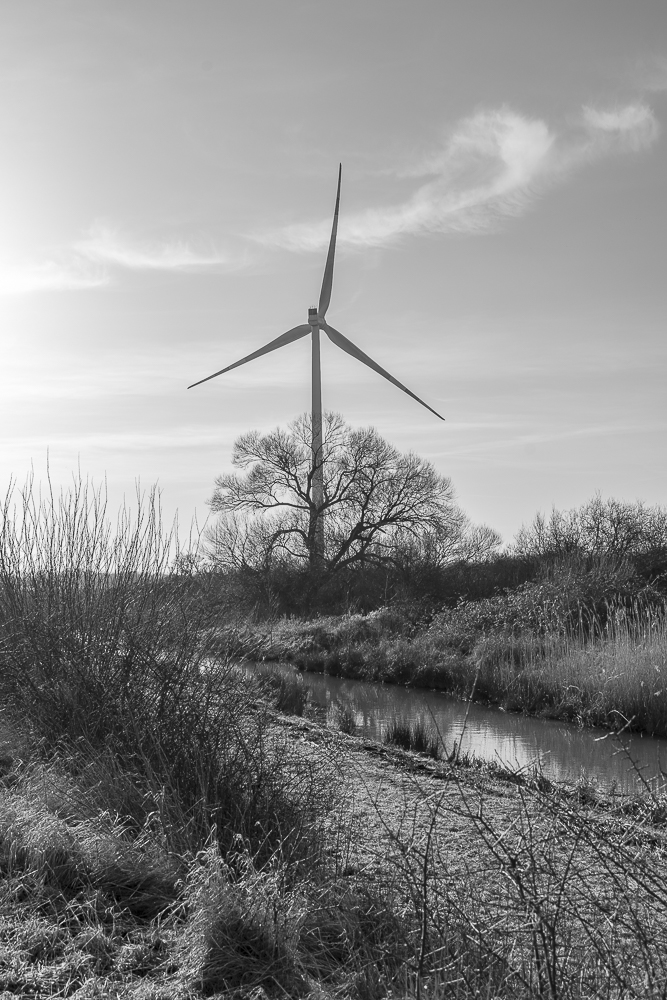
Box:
[513, 494, 667, 564]
[206, 413, 490, 576]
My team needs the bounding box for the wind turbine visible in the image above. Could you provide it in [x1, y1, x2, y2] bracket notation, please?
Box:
[188, 165, 444, 568]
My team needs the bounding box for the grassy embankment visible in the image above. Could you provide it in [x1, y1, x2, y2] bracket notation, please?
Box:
[0, 479, 395, 997]
[219, 593, 667, 737]
[2, 478, 667, 997]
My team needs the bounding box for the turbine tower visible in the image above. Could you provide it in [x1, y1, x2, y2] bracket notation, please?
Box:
[188, 165, 444, 568]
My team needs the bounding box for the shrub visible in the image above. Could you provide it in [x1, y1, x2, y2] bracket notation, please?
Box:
[0, 475, 335, 866]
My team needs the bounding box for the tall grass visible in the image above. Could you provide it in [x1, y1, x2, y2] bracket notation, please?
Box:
[0, 474, 331, 865]
[0, 734, 407, 998]
[254, 665, 310, 716]
[217, 605, 411, 663]
[471, 604, 667, 732]
[221, 598, 667, 736]
[384, 717, 441, 759]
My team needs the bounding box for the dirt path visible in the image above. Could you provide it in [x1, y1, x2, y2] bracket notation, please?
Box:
[275, 712, 667, 888]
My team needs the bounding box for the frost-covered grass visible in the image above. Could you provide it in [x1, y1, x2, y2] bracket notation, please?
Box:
[3, 475, 667, 997]
[0, 727, 391, 999]
[3, 707, 667, 998]
[0, 477, 409, 997]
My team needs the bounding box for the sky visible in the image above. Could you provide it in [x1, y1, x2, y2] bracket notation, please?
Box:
[1, 0, 666, 546]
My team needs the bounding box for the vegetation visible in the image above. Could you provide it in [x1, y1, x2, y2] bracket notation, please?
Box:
[254, 665, 311, 717]
[215, 589, 667, 735]
[206, 412, 500, 610]
[383, 717, 442, 759]
[2, 474, 667, 996]
[212, 488, 667, 736]
[5, 706, 667, 998]
[368, 744, 667, 999]
[514, 493, 667, 569]
[0, 475, 410, 997]
[204, 422, 667, 739]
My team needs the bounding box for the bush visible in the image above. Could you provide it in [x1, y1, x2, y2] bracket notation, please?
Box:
[0, 475, 334, 866]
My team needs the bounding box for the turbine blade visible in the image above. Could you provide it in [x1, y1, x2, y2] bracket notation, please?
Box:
[187, 324, 311, 389]
[323, 323, 445, 421]
[318, 164, 342, 319]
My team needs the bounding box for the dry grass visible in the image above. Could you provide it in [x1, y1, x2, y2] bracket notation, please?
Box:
[0, 725, 412, 998]
[471, 608, 667, 732]
[383, 718, 441, 760]
[253, 665, 311, 716]
[3, 475, 667, 997]
[329, 726, 667, 999]
[222, 601, 667, 737]
[3, 710, 667, 997]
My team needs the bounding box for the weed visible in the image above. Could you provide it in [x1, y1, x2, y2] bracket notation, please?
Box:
[256, 666, 310, 716]
[330, 700, 357, 735]
[384, 717, 441, 759]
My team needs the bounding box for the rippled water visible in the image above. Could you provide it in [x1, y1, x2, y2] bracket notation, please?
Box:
[253, 662, 667, 793]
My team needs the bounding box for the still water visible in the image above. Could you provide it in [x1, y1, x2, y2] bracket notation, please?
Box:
[254, 662, 667, 793]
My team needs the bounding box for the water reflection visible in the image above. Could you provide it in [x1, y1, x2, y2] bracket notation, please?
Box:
[254, 663, 667, 793]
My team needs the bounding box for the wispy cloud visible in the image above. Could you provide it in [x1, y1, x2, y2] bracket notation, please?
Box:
[579, 102, 659, 153]
[74, 225, 244, 272]
[0, 224, 248, 296]
[0, 258, 108, 295]
[257, 101, 659, 251]
[0, 427, 238, 453]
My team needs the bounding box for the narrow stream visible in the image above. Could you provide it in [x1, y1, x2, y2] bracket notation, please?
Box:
[253, 662, 667, 793]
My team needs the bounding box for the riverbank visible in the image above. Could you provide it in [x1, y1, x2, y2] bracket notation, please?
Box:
[2, 708, 667, 998]
[220, 603, 667, 736]
[3, 478, 666, 995]
[252, 661, 667, 791]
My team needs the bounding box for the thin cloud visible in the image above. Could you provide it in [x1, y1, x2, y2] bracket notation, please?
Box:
[580, 102, 659, 153]
[435, 423, 647, 461]
[257, 102, 659, 251]
[0, 225, 249, 296]
[0, 427, 237, 453]
[75, 225, 244, 272]
[0, 259, 108, 295]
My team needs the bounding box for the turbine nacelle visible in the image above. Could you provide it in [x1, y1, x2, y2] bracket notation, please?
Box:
[308, 307, 320, 328]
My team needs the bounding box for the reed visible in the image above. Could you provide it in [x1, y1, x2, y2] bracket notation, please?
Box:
[225, 598, 667, 736]
[255, 665, 310, 716]
[384, 716, 441, 759]
[471, 603, 667, 732]
[330, 699, 358, 734]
